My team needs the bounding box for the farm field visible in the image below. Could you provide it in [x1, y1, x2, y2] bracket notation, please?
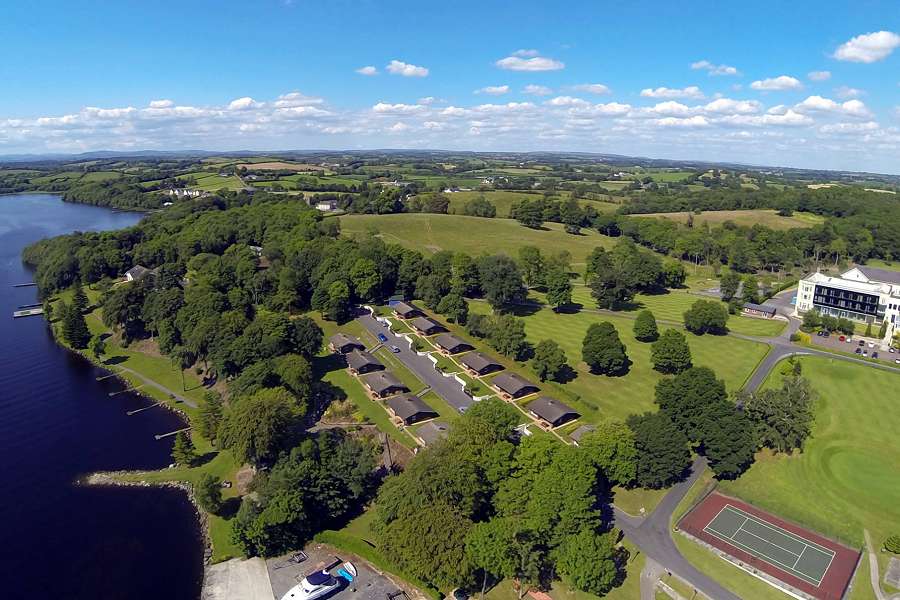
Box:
[631, 209, 824, 230]
[468, 301, 769, 421]
[720, 357, 900, 556]
[339, 213, 615, 265]
[237, 161, 322, 171]
[442, 190, 618, 217]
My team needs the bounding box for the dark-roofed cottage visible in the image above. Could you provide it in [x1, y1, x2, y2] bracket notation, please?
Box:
[492, 372, 539, 399]
[345, 350, 384, 374]
[459, 352, 504, 376]
[329, 333, 366, 354]
[526, 396, 579, 428]
[569, 424, 596, 446]
[391, 301, 421, 320]
[362, 371, 409, 398]
[415, 421, 450, 446]
[124, 265, 152, 282]
[409, 316, 446, 336]
[433, 334, 474, 355]
[742, 302, 777, 318]
[386, 394, 439, 425]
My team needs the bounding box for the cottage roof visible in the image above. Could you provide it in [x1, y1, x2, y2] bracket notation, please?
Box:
[363, 371, 406, 394]
[433, 333, 472, 353]
[526, 396, 579, 425]
[459, 351, 503, 373]
[346, 350, 383, 371]
[386, 394, 437, 421]
[492, 372, 538, 396]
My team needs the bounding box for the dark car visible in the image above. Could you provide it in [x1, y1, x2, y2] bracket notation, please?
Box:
[377, 333, 388, 342]
[859, 340, 865, 346]
[816, 330, 824, 336]
[823, 330, 830, 337]
[855, 348, 862, 354]
[872, 351, 879, 359]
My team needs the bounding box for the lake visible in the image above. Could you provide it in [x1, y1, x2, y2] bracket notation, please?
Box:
[0, 194, 203, 599]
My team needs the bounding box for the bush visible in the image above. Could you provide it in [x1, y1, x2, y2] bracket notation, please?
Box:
[885, 535, 900, 554]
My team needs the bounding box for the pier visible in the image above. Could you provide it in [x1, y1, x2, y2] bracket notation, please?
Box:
[108, 384, 143, 397]
[155, 427, 191, 440]
[127, 402, 162, 416]
[12, 282, 36, 288]
[13, 308, 44, 318]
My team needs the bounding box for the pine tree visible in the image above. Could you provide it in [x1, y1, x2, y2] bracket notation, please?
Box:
[60, 301, 91, 349]
[198, 391, 224, 445]
[72, 281, 88, 314]
[633, 310, 659, 342]
[171, 431, 196, 466]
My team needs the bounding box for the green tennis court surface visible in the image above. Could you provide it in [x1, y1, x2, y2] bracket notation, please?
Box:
[703, 505, 835, 586]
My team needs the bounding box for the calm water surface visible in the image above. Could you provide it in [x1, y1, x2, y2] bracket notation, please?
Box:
[0, 194, 203, 599]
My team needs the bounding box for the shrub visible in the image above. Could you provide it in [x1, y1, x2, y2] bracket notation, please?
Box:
[885, 535, 900, 554]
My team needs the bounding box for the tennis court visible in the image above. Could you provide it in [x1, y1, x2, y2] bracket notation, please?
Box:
[679, 492, 861, 600]
[703, 504, 834, 586]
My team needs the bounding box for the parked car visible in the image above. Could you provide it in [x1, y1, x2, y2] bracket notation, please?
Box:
[390, 345, 401, 353]
[895, 358, 900, 364]
[855, 348, 862, 354]
[872, 351, 879, 359]
[816, 330, 824, 337]
[823, 330, 830, 337]
[859, 340, 865, 347]
[863, 350, 868, 356]
[839, 335, 845, 342]
[868, 342, 875, 348]
[377, 333, 388, 342]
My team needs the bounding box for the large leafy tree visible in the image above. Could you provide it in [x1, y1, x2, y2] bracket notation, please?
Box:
[532, 339, 568, 382]
[553, 529, 621, 596]
[655, 366, 726, 440]
[466, 518, 546, 599]
[518, 246, 544, 288]
[478, 255, 526, 310]
[740, 375, 815, 453]
[650, 329, 693, 374]
[488, 315, 530, 360]
[627, 412, 691, 488]
[544, 265, 572, 310]
[683, 299, 729, 335]
[582, 322, 629, 375]
[633, 310, 658, 342]
[220, 387, 298, 465]
[578, 419, 637, 486]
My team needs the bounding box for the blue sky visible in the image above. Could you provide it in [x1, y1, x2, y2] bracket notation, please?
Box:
[1, 1, 899, 172]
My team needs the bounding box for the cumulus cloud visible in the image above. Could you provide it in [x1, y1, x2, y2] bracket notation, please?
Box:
[691, 60, 739, 76]
[495, 52, 564, 71]
[372, 102, 425, 114]
[355, 65, 378, 76]
[570, 83, 611, 95]
[819, 121, 880, 134]
[274, 92, 324, 108]
[834, 86, 864, 99]
[808, 70, 831, 81]
[386, 60, 429, 77]
[648, 101, 692, 116]
[475, 85, 510, 96]
[640, 86, 704, 99]
[149, 99, 174, 108]
[656, 115, 710, 128]
[702, 98, 762, 114]
[523, 84, 553, 96]
[794, 95, 872, 117]
[228, 97, 261, 110]
[750, 76, 803, 91]
[833, 31, 900, 63]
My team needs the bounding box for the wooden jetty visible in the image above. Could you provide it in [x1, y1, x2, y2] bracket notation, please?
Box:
[109, 384, 143, 397]
[13, 308, 44, 318]
[18, 302, 42, 309]
[12, 282, 36, 288]
[127, 402, 162, 416]
[155, 427, 191, 440]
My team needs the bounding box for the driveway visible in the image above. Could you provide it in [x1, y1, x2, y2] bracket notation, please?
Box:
[357, 311, 473, 413]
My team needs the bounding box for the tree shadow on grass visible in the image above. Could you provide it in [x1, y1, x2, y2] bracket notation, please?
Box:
[553, 364, 579, 384]
[555, 302, 584, 314]
[104, 355, 128, 366]
[505, 303, 542, 317]
[218, 497, 241, 519]
[192, 451, 218, 467]
[312, 353, 347, 375]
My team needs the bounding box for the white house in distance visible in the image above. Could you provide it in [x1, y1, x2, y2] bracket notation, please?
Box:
[795, 266, 900, 345]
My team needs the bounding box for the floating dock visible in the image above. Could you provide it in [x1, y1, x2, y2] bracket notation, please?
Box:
[13, 308, 43, 318]
[12, 282, 36, 288]
[18, 302, 42, 309]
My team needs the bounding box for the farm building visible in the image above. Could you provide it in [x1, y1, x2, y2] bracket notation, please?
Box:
[526, 397, 579, 428]
[124, 265, 152, 282]
[386, 394, 438, 425]
[329, 333, 366, 354]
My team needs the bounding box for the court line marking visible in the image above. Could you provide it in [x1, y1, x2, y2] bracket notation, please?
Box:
[701, 505, 833, 586]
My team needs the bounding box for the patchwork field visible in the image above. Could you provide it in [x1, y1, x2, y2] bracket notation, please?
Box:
[468, 301, 769, 421]
[339, 213, 615, 265]
[237, 161, 322, 171]
[631, 209, 824, 230]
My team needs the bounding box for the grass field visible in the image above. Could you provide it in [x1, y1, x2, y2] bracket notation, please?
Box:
[631, 209, 824, 230]
[442, 190, 619, 218]
[340, 213, 614, 266]
[468, 301, 769, 421]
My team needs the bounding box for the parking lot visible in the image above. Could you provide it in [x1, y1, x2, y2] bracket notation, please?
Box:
[810, 332, 899, 364]
[267, 543, 412, 600]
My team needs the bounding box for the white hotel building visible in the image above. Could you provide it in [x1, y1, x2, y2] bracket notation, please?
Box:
[795, 266, 900, 346]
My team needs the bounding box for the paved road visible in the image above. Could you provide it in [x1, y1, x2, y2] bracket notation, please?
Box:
[614, 457, 741, 600]
[114, 365, 199, 408]
[357, 311, 472, 413]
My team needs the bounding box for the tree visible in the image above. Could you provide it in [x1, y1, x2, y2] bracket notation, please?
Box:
[72, 281, 89, 313]
[196, 473, 223, 514]
[662, 261, 686, 288]
[478, 255, 526, 310]
[324, 280, 351, 323]
[466, 518, 546, 599]
[532, 339, 568, 382]
[350, 258, 381, 302]
[582, 322, 628, 375]
[578, 419, 637, 486]
[701, 401, 755, 479]
[650, 329, 692, 374]
[89, 334, 106, 362]
[513, 200, 544, 229]
[559, 198, 584, 235]
[741, 274, 760, 305]
[626, 412, 691, 488]
[741, 375, 815, 453]
[170, 344, 195, 391]
[801, 309, 821, 330]
[198, 391, 224, 444]
[544, 266, 572, 311]
[288, 317, 323, 358]
[437, 289, 469, 324]
[463, 195, 497, 218]
[554, 529, 621, 596]
[171, 431, 196, 466]
[719, 270, 741, 302]
[518, 246, 544, 288]
[220, 387, 298, 465]
[655, 367, 726, 441]
[60, 300, 91, 349]
[488, 315, 530, 360]
[683, 299, 729, 335]
[633, 310, 658, 342]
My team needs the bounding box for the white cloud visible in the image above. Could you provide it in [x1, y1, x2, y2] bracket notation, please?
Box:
[720, 110, 813, 127]
[228, 97, 261, 110]
[386, 60, 429, 77]
[808, 70, 831, 81]
[512, 49, 540, 57]
[355, 65, 378, 76]
[418, 96, 437, 105]
[387, 122, 410, 132]
[819, 121, 880, 134]
[570, 83, 611, 95]
[750, 76, 803, 91]
[691, 60, 740, 76]
[794, 95, 872, 117]
[640, 86, 704, 99]
[546, 96, 589, 107]
[523, 84, 553, 96]
[656, 115, 710, 128]
[273, 92, 324, 108]
[371, 102, 425, 114]
[149, 99, 173, 108]
[648, 101, 692, 116]
[475, 85, 510, 96]
[834, 86, 864, 99]
[702, 98, 762, 114]
[495, 53, 564, 71]
[833, 31, 900, 63]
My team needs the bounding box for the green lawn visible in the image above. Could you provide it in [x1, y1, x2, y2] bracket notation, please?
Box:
[340, 213, 614, 266]
[631, 209, 824, 231]
[442, 190, 618, 218]
[468, 301, 769, 422]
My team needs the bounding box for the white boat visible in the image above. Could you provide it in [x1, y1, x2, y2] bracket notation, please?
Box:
[280, 570, 340, 600]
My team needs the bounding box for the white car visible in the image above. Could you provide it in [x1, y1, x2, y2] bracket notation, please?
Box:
[281, 570, 340, 600]
[868, 342, 875, 349]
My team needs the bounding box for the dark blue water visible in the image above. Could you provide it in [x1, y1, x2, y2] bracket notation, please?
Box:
[0, 194, 203, 599]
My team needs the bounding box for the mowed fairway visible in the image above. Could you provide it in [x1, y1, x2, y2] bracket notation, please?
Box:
[340, 213, 614, 265]
[632, 209, 824, 230]
[720, 357, 900, 552]
[470, 302, 769, 421]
